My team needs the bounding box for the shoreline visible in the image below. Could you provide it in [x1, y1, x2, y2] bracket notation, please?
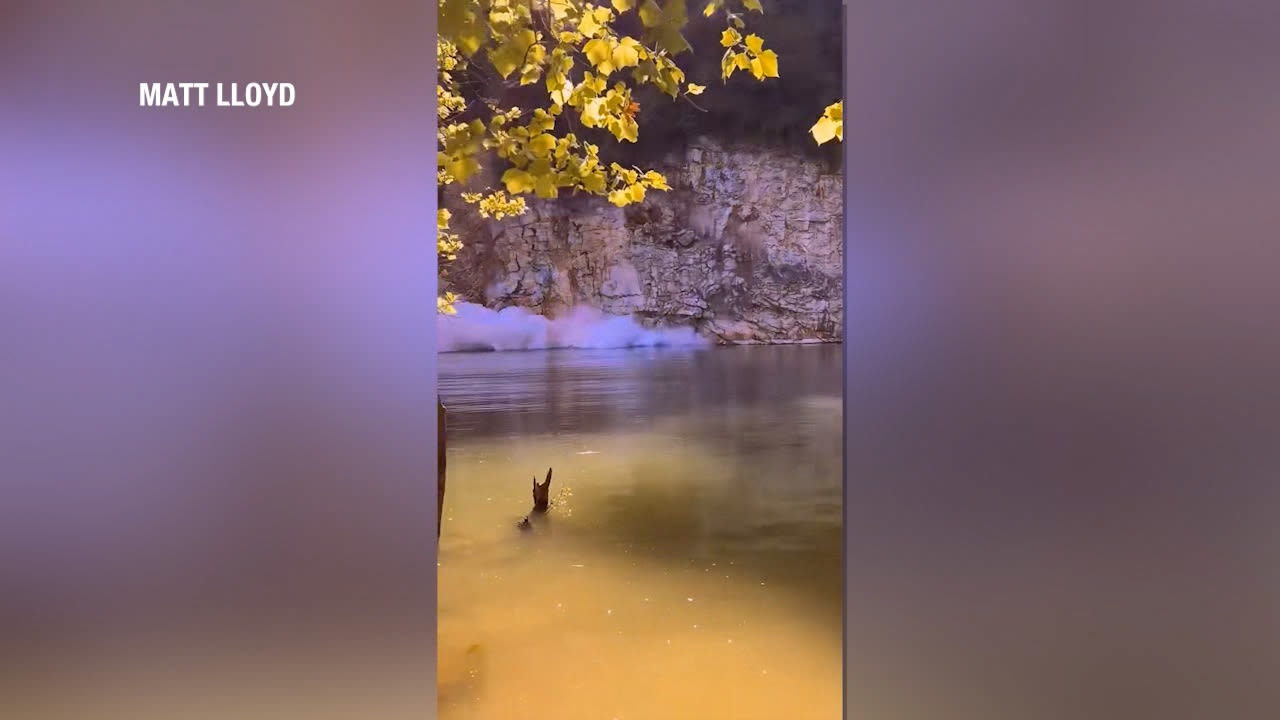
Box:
[437, 339, 843, 354]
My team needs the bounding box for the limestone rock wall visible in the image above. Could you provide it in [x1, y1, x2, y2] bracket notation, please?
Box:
[445, 139, 842, 343]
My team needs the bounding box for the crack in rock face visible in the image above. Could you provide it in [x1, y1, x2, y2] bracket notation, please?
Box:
[445, 138, 843, 345]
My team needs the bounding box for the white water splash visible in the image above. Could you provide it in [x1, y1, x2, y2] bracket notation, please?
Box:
[438, 302, 710, 353]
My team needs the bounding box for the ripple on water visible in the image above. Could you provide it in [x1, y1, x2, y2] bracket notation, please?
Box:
[439, 346, 842, 720]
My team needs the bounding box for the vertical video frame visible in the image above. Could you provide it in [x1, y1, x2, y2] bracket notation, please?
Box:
[436, 1, 844, 717]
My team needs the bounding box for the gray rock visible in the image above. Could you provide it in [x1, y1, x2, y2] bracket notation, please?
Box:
[445, 138, 843, 344]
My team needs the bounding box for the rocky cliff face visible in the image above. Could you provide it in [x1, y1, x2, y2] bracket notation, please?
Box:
[445, 139, 842, 344]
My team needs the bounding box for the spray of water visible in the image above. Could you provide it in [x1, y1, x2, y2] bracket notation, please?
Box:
[438, 302, 710, 353]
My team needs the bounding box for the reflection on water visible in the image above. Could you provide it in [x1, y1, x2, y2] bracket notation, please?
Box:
[438, 345, 842, 720]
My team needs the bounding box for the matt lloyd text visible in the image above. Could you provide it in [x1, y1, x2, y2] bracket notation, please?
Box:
[139, 82, 296, 108]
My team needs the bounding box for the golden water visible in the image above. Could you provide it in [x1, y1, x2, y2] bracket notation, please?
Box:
[438, 346, 842, 720]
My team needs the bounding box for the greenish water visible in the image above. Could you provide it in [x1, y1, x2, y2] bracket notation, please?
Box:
[438, 344, 842, 720]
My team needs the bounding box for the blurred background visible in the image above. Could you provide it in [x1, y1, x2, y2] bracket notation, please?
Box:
[1, 1, 438, 718]
[843, 1, 1280, 718]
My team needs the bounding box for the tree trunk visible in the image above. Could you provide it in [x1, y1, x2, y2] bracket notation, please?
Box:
[438, 396, 447, 540]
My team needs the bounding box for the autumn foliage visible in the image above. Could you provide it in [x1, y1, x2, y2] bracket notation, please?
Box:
[437, 0, 841, 312]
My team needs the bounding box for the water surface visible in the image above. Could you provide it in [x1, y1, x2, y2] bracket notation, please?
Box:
[437, 344, 842, 720]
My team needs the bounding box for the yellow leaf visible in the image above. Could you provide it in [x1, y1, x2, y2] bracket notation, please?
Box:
[578, 13, 602, 37]
[661, 0, 691, 26]
[627, 183, 646, 202]
[488, 28, 537, 79]
[548, 0, 571, 20]
[534, 174, 558, 199]
[527, 133, 556, 157]
[608, 189, 630, 206]
[744, 34, 764, 54]
[583, 72, 607, 94]
[612, 37, 642, 68]
[582, 97, 607, 126]
[612, 0, 636, 10]
[721, 50, 737, 80]
[593, 7, 613, 22]
[548, 49, 573, 79]
[439, 0, 487, 56]
[734, 53, 749, 70]
[686, 83, 706, 95]
[583, 170, 607, 193]
[749, 57, 763, 80]
[502, 168, 537, 193]
[720, 28, 741, 47]
[637, 0, 662, 27]
[808, 101, 839, 144]
[529, 109, 555, 134]
[443, 154, 480, 184]
[702, 1, 716, 17]
[489, 9, 514, 28]
[584, 38, 614, 74]
[619, 116, 639, 142]
[742, 0, 763, 11]
[653, 27, 692, 55]
[757, 49, 779, 77]
[643, 170, 670, 190]
[489, 50, 519, 79]
[519, 44, 547, 85]
[529, 156, 552, 176]
[549, 76, 574, 106]
[810, 115, 840, 145]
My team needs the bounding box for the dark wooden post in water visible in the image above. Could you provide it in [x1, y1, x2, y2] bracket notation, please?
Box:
[437, 396, 447, 540]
